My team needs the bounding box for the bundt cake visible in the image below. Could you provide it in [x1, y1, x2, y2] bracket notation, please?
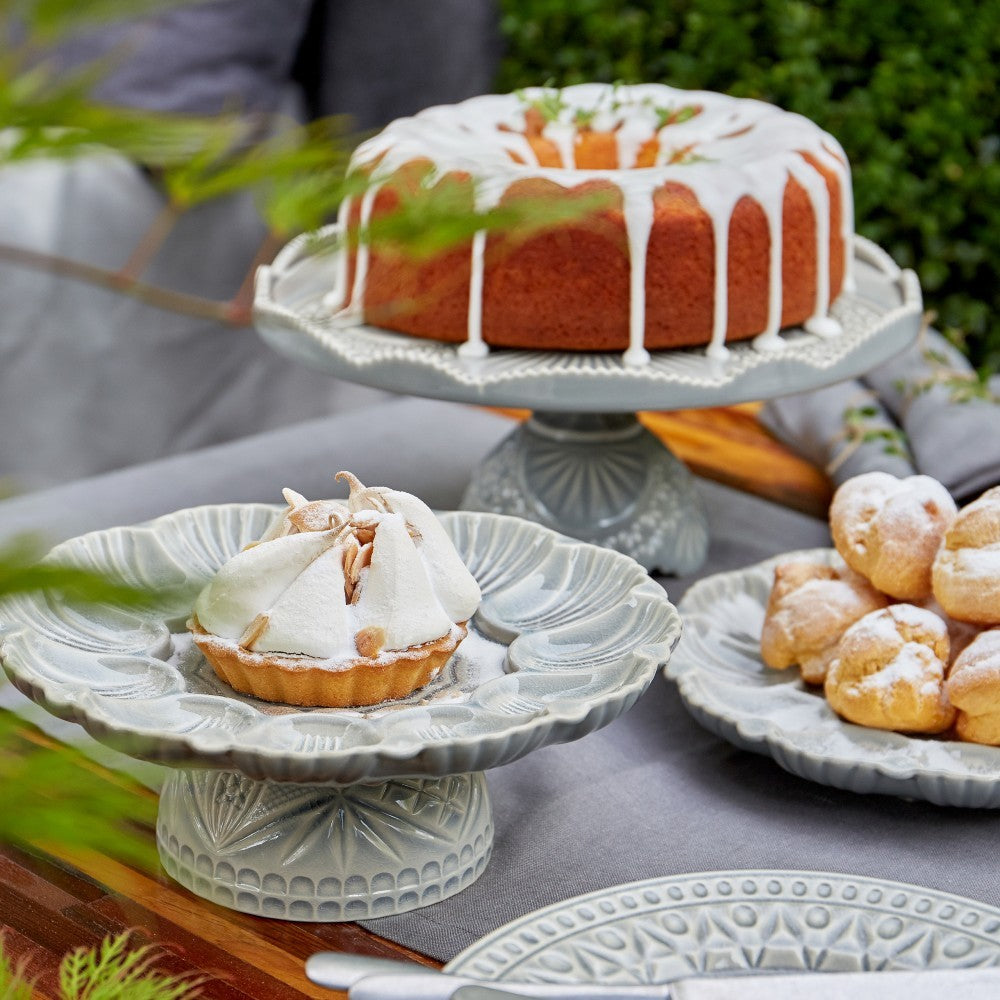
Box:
[328, 83, 854, 365]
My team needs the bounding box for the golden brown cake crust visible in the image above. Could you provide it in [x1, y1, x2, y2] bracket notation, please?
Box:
[356, 162, 845, 352]
[190, 617, 467, 708]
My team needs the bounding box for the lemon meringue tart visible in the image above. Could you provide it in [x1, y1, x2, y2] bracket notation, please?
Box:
[188, 472, 481, 707]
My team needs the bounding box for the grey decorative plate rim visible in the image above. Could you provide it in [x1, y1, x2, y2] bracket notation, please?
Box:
[666, 549, 1000, 808]
[445, 869, 1000, 984]
[252, 233, 922, 411]
[0, 505, 679, 784]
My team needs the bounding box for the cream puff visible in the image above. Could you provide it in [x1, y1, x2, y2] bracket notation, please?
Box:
[932, 485, 1000, 626]
[760, 560, 887, 684]
[829, 472, 956, 601]
[944, 629, 1000, 745]
[824, 604, 954, 734]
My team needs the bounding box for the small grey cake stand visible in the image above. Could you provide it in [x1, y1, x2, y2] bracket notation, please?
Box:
[254, 232, 922, 573]
[1, 505, 680, 921]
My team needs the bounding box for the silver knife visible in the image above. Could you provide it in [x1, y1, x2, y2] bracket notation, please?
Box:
[345, 972, 664, 1000]
[305, 953, 662, 997]
[306, 952, 1000, 1000]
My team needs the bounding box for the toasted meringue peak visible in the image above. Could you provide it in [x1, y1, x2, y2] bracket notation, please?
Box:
[195, 528, 342, 643]
[282, 487, 309, 508]
[193, 474, 480, 662]
[257, 488, 350, 544]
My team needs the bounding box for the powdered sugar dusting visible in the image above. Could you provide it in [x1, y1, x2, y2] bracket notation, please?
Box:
[864, 642, 943, 697]
[949, 545, 1000, 579]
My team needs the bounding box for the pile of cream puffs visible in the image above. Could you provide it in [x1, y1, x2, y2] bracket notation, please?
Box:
[761, 472, 1000, 744]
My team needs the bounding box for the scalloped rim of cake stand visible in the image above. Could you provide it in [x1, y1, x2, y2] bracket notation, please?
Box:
[0, 506, 680, 785]
[253, 232, 922, 412]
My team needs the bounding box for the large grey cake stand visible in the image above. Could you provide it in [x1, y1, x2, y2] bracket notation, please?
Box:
[0, 505, 680, 921]
[254, 232, 922, 573]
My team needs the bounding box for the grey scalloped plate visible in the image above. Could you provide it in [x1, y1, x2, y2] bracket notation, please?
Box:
[666, 549, 1000, 808]
[253, 233, 922, 412]
[445, 870, 1000, 984]
[0, 505, 679, 784]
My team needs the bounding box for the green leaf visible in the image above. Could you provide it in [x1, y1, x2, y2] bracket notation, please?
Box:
[655, 104, 699, 129]
[516, 85, 567, 122]
[162, 116, 354, 227]
[362, 178, 615, 260]
[0, 709, 159, 871]
[0, 535, 153, 607]
[0, 534, 162, 871]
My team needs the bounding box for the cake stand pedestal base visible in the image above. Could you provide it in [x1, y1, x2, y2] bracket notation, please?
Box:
[156, 769, 493, 921]
[462, 411, 709, 575]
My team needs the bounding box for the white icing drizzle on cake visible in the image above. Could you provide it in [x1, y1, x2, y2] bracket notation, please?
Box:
[332, 83, 854, 365]
[461, 229, 490, 359]
[341, 184, 381, 322]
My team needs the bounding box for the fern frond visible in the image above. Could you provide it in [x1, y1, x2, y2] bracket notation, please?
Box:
[60, 933, 203, 1000]
[0, 934, 35, 1000]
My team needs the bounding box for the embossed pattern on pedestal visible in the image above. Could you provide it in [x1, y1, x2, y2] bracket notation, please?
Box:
[462, 414, 708, 574]
[158, 770, 493, 920]
[447, 871, 1000, 984]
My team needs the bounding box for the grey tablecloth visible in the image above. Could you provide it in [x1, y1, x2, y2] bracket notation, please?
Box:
[3, 397, 999, 962]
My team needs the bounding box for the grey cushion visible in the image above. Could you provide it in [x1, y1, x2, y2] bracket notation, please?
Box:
[48, 0, 501, 127]
[50, 0, 313, 115]
[314, 0, 502, 129]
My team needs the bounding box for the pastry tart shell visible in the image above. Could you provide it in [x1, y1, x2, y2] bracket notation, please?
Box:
[189, 617, 467, 708]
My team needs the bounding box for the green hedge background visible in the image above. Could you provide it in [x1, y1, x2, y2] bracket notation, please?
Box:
[497, 0, 1000, 369]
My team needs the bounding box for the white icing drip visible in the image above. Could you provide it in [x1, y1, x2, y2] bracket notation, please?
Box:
[817, 138, 856, 292]
[622, 181, 655, 367]
[616, 114, 654, 168]
[346, 84, 854, 365]
[543, 120, 577, 168]
[506, 131, 540, 166]
[461, 177, 509, 361]
[321, 196, 353, 312]
[805, 315, 843, 338]
[697, 180, 744, 359]
[462, 229, 489, 359]
[343, 184, 380, 320]
[787, 157, 831, 322]
[744, 159, 789, 352]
